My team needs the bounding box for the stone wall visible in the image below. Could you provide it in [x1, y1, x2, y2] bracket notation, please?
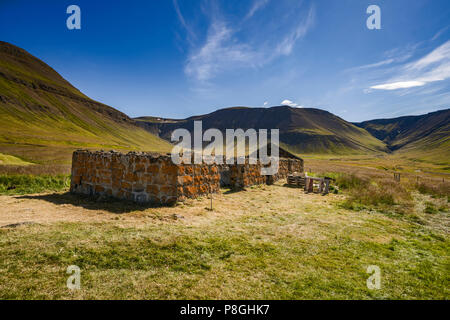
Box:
[228, 158, 304, 188]
[70, 150, 303, 204]
[266, 158, 304, 185]
[229, 161, 265, 189]
[70, 150, 220, 205]
[177, 162, 221, 200]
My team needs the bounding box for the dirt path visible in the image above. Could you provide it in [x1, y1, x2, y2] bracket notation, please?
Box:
[0, 193, 119, 226]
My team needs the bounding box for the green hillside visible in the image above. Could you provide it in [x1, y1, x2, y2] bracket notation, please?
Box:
[0, 41, 172, 164]
[355, 109, 450, 163]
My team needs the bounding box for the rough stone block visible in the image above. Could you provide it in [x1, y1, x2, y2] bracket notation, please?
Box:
[146, 184, 159, 195]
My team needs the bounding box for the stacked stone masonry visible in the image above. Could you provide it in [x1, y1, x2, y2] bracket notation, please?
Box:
[227, 158, 304, 188]
[70, 150, 303, 204]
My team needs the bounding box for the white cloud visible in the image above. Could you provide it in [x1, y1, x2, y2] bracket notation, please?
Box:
[408, 41, 450, 71]
[263, 101, 269, 107]
[370, 40, 450, 91]
[371, 81, 426, 90]
[281, 99, 303, 107]
[185, 22, 258, 81]
[183, 4, 315, 81]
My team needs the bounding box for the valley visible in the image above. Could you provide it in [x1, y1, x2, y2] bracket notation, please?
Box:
[0, 41, 448, 300]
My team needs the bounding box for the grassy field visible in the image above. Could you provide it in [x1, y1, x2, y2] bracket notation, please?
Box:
[0, 158, 448, 299]
[302, 153, 450, 175]
[0, 174, 70, 195]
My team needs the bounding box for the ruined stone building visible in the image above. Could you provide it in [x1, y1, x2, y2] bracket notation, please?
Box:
[70, 147, 303, 205]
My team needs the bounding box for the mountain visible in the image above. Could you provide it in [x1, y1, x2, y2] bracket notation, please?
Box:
[0, 41, 171, 164]
[354, 109, 450, 162]
[135, 106, 388, 155]
[3, 41, 445, 165]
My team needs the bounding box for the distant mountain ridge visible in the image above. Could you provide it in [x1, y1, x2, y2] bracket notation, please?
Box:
[0, 41, 171, 164]
[136, 106, 449, 160]
[354, 108, 450, 162]
[135, 106, 389, 155]
[1, 41, 447, 164]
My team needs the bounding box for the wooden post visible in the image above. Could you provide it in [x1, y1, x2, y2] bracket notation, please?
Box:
[323, 179, 330, 195]
[319, 178, 324, 193]
[209, 182, 213, 210]
[305, 177, 314, 193]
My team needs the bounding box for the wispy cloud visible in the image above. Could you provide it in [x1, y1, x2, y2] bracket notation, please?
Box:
[371, 81, 426, 90]
[185, 21, 258, 81]
[407, 41, 450, 71]
[346, 44, 417, 74]
[274, 7, 315, 56]
[173, 0, 197, 45]
[347, 58, 394, 72]
[370, 40, 450, 91]
[245, 0, 270, 20]
[431, 25, 449, 41]
[181, 2, 315, 82]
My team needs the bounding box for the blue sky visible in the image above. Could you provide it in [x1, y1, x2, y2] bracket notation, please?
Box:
[0, 0, 449, 121]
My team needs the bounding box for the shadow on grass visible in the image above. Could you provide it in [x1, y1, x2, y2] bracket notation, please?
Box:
[16, 192, 173, 214]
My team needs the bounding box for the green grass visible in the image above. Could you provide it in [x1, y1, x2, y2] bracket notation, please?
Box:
[0, 208, 448, 299]
[0, 174, 70, 195]
[0, 153, 32, 165]
[424, 202, 438, 214]
[0, 179, 448, 299]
